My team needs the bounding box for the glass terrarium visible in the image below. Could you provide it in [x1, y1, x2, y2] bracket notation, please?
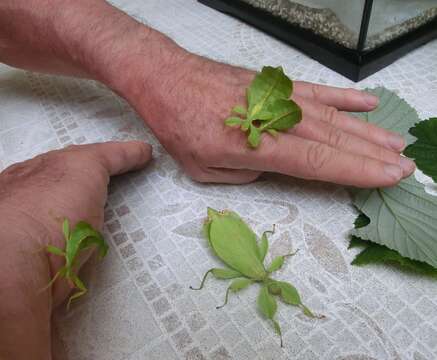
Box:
[199, 0, 437, 81]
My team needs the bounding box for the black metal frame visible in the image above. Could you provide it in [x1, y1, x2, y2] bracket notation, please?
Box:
[199, 0, 437, 81]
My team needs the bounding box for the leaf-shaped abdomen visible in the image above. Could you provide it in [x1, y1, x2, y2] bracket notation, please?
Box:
[208, 211, 266, 280]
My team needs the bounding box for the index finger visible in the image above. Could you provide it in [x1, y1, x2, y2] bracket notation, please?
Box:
[293, 81, 379, 112]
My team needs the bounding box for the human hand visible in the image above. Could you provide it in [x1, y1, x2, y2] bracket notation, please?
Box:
[1, 1, 414, 188]
[0, 141, 152, 360]
[124, 54, 415, 188]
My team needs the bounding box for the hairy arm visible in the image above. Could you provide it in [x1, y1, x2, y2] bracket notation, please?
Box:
[0, 0, 186, 96]
[0, 1, 414, 189]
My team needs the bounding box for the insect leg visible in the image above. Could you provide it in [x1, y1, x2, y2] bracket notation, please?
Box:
[67, 274, 87, 310]
[216, 278, 253, 309]
[216, 287, 232, 309]
[189, 268, 242, 290]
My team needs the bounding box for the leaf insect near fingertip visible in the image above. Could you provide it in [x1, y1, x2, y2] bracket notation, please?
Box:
[44, 218, 109, 309]
[225, 66, 302, 148]
[190, 208, 322, 347]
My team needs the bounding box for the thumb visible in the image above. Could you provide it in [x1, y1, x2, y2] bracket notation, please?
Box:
[75, 141, 153, 176]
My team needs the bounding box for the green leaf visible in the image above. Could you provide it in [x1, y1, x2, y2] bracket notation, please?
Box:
[350, 88, 437, 268]
[259, 98, 302, 131]
[404, 118, 437, 183]
[352, 175, 437, 268]
[232, 105, 247, 115]
[350, 196, 437, 276]
[350, 240, 437, 277]
[348, 235, 369, 249]
[354, 213, 370, 229]
[257, 285, 277, 319]
[247, 66, 292, 120]
[248, 124, 261, 148]
[267, 256, 285, 273]
[225, 117, 243, 127]
[350, 87, 419, 146]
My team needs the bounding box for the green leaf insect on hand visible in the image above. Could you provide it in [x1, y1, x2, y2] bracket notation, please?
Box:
[225, 66, 302, 148]
[190, 208, 319, 347]
[45, 218, 109, 309]
[350, 88, 437, 269]
[404, 117, 437, 183]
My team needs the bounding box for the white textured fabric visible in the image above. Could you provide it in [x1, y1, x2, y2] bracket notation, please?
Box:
[1, 1, 437, 359]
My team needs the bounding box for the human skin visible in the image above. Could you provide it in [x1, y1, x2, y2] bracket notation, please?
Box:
[0, 0, 415, 187]
[0, 142, 152, 359]
[0, 0, 417, 359]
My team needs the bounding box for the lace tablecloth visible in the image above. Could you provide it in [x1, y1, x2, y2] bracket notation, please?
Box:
[1, 1, 437, 359]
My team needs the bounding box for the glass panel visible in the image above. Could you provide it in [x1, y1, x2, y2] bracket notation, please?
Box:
[365, 0, 437, 50]
[241, 0, 366, 49]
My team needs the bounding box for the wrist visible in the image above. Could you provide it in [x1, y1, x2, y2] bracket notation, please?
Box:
[107, 27, 192, 108]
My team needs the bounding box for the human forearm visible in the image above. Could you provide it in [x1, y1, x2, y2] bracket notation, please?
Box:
[0, 0, 187, 97]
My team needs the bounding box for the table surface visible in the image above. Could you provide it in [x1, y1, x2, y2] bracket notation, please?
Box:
[1, 1, 437, 359]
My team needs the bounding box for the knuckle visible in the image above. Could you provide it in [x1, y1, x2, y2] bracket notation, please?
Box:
[358, 155, 370, 176]
[306, 143, 333, 174]
[323, 106, 339, 125]
[311, 83, 323, 101]
[375, 145, 388, 162]
[364, 123, 377, 140]
[327, 128, 348, 149]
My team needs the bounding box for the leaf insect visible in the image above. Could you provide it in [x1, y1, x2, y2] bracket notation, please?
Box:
[44, 219, 108, 309]
[225, 66, 302, 148]
[190, 208, 321, 347]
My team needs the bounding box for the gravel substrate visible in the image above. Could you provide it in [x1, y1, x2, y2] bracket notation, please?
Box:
[242, 0, 437, 50]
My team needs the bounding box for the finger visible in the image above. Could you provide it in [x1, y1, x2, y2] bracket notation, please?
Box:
[223, 134, 407, 188]
[70, 141, 152, 176]
[194, 167, 260, 184]
[293, 81, 379, 111]
[289, 115, 415, 177]
[294, 95, 406, 151]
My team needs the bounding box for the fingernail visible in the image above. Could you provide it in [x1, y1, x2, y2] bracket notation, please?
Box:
[388, 134, 405, 151]
[399, 156, 416, 176]
[364, 93, 379, 107]
[384, 164, 403, 181]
